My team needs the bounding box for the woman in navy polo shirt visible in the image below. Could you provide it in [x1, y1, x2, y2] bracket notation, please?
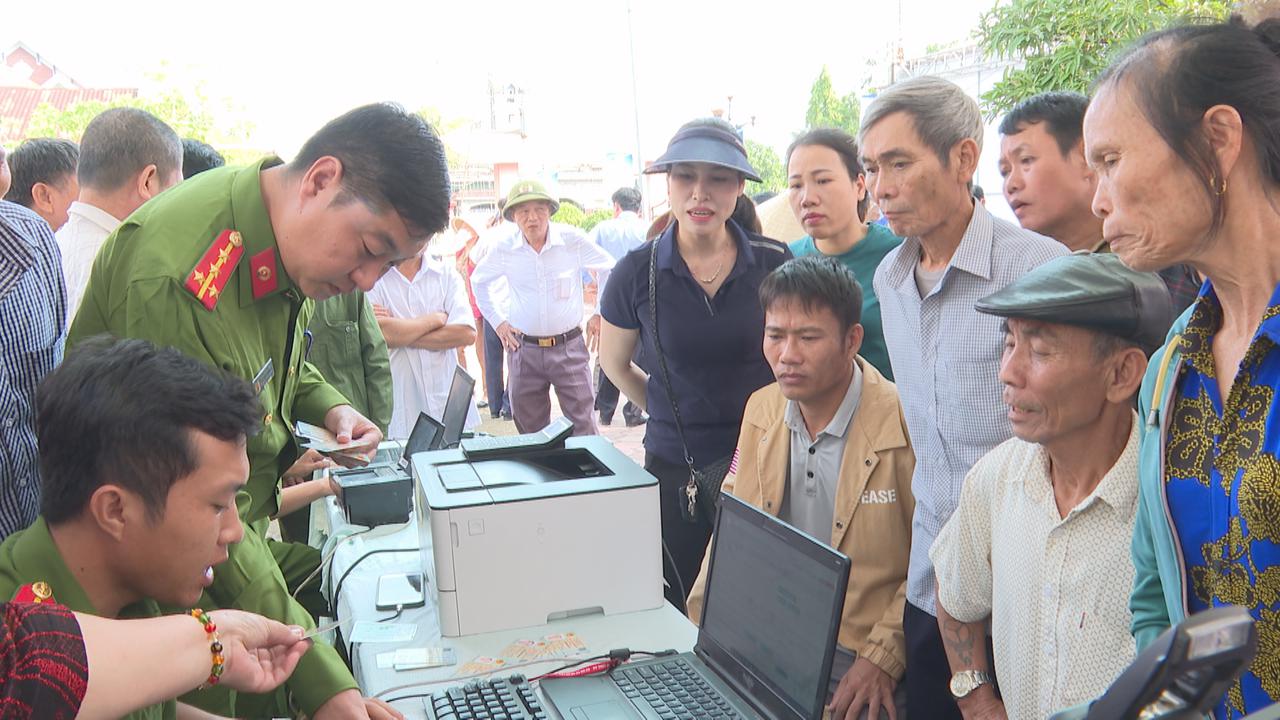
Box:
[599, 118, 792, 611]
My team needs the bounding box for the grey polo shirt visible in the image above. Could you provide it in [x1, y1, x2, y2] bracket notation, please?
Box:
[779, 363, 864, 539]
[779, 363, 863, 689]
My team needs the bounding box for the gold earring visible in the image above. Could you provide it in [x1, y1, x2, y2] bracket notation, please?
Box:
[1210, 174, 1227, 196]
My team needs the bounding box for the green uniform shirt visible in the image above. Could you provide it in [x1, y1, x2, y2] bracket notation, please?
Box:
[66, 158, 358, 714]
[0, 518, 170, 720]
[308, 291, 393, 434]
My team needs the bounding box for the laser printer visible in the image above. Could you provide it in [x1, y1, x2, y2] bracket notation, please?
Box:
[413, 433, 662, 636]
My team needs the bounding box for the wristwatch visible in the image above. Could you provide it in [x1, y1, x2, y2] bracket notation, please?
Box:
[950, 670, 994, 699]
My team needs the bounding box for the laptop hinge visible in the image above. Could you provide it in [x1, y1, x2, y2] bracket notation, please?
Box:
[694, 646, 775, 718]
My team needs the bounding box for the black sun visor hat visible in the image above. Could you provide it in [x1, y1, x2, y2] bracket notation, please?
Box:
[645, 124, 762, 182]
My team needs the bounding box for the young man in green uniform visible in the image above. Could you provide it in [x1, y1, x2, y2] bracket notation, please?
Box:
[68, 103, 450, 720]
[0, 336, 259, 720]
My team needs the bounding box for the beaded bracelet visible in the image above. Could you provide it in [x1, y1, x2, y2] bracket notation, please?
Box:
[189, 608, 224, 688]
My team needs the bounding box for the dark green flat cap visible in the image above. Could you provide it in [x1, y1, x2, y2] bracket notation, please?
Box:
[975, 251, 1175, 352]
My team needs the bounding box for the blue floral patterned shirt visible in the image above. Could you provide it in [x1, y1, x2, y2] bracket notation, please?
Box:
[1166, 280, 1280, 718]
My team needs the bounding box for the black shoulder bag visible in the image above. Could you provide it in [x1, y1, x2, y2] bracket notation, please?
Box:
[648, 240, 734, 524]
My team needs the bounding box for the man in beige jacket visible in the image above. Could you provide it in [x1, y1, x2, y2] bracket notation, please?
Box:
[686, 256, 915, 720]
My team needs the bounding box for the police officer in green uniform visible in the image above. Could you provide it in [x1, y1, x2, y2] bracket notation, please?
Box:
[68, 103, 450, 720]
[0, 336, 262, 720]
[277, 291, 393, 543]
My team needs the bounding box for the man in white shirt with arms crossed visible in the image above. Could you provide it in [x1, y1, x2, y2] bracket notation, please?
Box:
[368, 241, 479, 439]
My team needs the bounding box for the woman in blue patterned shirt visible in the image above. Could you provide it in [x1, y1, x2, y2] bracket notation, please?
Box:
[1085, 16, 1280, 718]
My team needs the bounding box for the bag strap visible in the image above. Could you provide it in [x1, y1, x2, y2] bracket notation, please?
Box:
[649, 239, 697, 473]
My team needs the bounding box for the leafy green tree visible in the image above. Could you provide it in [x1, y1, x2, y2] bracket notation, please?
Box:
[744, 139, 786, 196]
[551, 202, 587, 229]
[25, 77, 260, 164]
[978, 0, 1233, 116]
[804, 66, 861, 135]
[27, 90, 214, 141]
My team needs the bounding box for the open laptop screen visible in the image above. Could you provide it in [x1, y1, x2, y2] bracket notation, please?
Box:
[698, 494, 850, 720]
[401, 412, 445, 464]
[440, 366, 475, 449]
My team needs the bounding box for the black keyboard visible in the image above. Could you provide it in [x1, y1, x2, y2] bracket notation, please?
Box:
[613, 657, 744, 719]
[424, 675, 547, 720]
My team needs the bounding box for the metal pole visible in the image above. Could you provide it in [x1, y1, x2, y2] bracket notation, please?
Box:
[626, 0, 645, 201]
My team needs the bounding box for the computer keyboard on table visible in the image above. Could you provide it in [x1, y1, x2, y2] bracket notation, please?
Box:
[614, 657, 744, 719]
[424, 674, 547, 720]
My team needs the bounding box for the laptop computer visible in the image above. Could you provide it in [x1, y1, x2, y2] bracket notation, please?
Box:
[440, 365, 476, 449]
[540, 493, 851, 720]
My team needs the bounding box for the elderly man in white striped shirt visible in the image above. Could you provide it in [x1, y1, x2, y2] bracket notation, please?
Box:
[861, 75, 1068, 719]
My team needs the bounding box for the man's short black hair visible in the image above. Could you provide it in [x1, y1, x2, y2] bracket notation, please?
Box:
[972, 184, 985, 201]
[37, 336, 261, 524]
[2, 138, 79, 208]
[758, 256, 864, 334]
[77, 107, 182, 191]
[611, 187, 641, 212]
[998, 91, 1090, 156]
[291, 103, 451, 238]
[181, 138, 225, 179]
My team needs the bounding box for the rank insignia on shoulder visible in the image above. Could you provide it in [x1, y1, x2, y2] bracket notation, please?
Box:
[13, 581, 55, 604]
[184, 229, 246, 311]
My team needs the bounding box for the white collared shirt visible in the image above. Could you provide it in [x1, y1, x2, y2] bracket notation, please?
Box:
[367, 255, 479, 439]
[55, 201, 121, 318]
[930, 415, 1141, 720]
[470, 222, 615, 336]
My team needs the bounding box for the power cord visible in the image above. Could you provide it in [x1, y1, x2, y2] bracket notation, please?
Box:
[374, 648, 679, 702]
[378, 605, 404, 623]
[531, 647, 678, 681]
[661, 539, 688, 614]
[293, 526, 372, 601]
[331, 547, 419, 615]
[373, 655, 596, 699]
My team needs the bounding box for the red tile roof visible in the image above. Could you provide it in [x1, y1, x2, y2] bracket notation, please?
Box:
[0, 86, 138, 143]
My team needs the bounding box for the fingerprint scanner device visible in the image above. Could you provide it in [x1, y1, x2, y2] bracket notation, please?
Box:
[540, 494, 851, 720]
[335, 412, 441, 527]
[414, 427, 662, 637]
[1056, 604, 1257, 720]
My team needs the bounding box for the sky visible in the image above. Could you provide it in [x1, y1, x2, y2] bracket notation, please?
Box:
[2, 0, 1001, 162]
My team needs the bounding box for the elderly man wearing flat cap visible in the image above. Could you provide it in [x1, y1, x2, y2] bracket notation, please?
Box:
[928, 252, 1174, 720]
[471, 180, 616, 435]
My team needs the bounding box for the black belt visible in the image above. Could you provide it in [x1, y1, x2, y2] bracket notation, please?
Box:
[522, 326, 582, 348]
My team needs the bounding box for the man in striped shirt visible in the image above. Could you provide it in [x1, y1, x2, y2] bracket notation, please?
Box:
[861, 76, 1067, 719]
[0, 194, 66, 540]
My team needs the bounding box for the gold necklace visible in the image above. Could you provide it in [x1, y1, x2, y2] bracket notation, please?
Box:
[698, 260, 725, 284]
